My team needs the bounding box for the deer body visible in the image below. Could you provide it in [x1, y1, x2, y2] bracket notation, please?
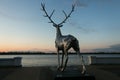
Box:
[41, 3, 86, 74]
[55, 26, 80, 71]
[55, 27, 79, 51]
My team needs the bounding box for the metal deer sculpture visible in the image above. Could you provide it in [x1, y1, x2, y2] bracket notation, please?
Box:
[41, 3, 86, 74]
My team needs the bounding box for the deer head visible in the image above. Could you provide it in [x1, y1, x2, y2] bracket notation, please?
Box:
[41, 3, 75, 28]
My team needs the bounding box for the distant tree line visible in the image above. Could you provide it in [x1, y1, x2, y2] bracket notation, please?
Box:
[0, 51, 119, 55]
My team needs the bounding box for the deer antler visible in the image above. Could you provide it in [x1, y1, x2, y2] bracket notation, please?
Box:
[58, 4, 75, 26]
[41, 3, 56, 25]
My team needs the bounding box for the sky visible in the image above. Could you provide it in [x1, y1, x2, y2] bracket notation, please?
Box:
[0, 0, 120, 53]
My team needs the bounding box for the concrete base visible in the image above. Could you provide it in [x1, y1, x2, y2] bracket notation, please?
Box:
[89, 56, 120, 65]
[0, 57, 22, 67]
[55, 76, 95, 80]
[55, 67, 95, 80]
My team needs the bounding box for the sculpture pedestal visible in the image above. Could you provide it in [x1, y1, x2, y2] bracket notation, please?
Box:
[55, 67, 95, 80]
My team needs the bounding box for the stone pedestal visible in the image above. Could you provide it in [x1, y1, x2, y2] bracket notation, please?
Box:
[55, 67, 95, 80]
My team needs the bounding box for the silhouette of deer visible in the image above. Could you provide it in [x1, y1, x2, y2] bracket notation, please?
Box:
[41, 3, 86, 74]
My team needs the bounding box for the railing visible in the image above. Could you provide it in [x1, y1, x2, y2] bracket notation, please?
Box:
[88, 56, 120, 65]
[0, 57, 22, 67]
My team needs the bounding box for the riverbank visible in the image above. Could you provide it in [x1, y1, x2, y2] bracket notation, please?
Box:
[0, 65, 120, 80]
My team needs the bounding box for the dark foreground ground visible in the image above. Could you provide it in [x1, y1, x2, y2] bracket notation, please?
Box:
[0, 65, 120, 80]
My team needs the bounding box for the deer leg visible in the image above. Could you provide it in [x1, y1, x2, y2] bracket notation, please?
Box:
[57, 50, 60, 70]
[77, 51, 86, 74]
[64, 53, 68, 69]
[61, 50, 64, 69]
[61, 50, 68, 72]
[80, 56, 86, 74]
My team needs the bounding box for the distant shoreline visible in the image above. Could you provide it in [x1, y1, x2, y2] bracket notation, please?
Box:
[0, 52, 119, 55]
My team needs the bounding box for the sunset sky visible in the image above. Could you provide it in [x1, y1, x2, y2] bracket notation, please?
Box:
[0, 0, 120, 52]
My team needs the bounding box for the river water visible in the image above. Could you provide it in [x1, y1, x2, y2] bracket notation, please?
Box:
[0, 53, 119, 67]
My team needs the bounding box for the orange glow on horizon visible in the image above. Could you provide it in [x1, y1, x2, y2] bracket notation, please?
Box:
[0, 44, 55, 52]
[0, 42, 109, 53]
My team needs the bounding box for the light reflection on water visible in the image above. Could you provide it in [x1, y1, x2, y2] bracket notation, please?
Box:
[22, 55, 81, 67]
[0, 54, 119, 67]
[20, 55, 82, 67]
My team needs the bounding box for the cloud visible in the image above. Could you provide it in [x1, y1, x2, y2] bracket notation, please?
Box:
[69, 22, 95, 33]
[0, 11, 10, 18]
[73, 0, 113, 8]
[93, 44, 120, 52]
[0, 10, 39, 22]
[73, 0, 88, 7]
[0, 10, 17, 20]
